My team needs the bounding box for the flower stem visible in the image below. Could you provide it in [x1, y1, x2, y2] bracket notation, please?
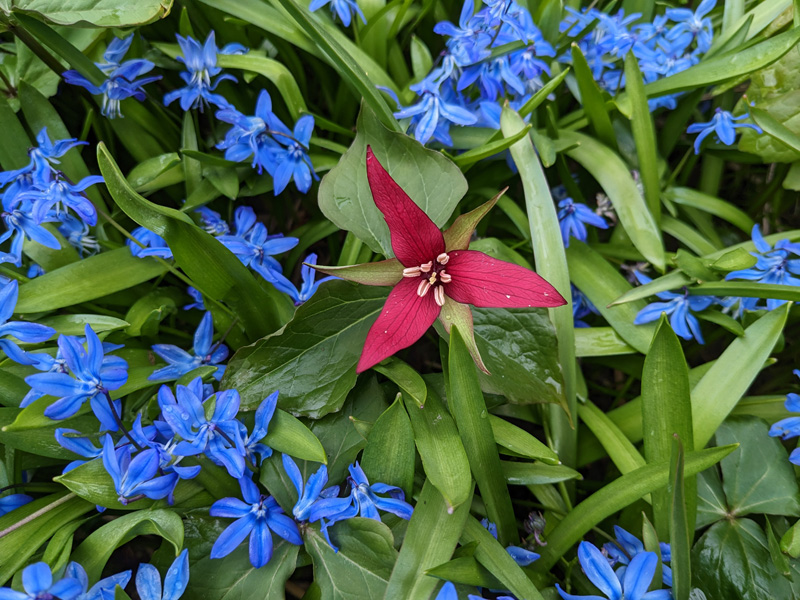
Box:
[104, 392, 143, 452]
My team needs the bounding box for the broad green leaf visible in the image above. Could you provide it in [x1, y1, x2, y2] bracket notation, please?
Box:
[502, 462, 581, 485]
[0, 492, 92, 585]
[664, 187, 754, 234]
[575, 327, 636, 357]
[123, 288, 181, 337]
[180, 514, 299, 600]
[98, 142, 291, 339]
[37, 314, 129, 336]
[470, 307, 565, 409]
[670, 438, 691, 600]
[460, 517, 545, 600]
[263, 409, 327, 464]
[642, 317, 695, 539]
[71, 510, 184, 581]
[8, 0, 172, 25]
[578, 400, 646, 476]
[502, 107, 575, 471]
[0, 408, 98, 458]
[0, 96, 31, 169]
[693, 307, 789, 447]
[425, 556, 504, 590]
[15, 248, 167, 313]
[319, 105, 467, 256]
[624, 52, 661, 223]
[566, 240, 656, 353]
[304, 519, 398, 600]
[712, 0, 790, 49]
[692, 518, 792, 600]
[696, 465, 728, 529]
[489, 415, 559, 464]
[449, 326, 515, 545]
[781, 520, 800, 558]
[384, 481, 472, 600]
[402, 386, 472, 512]
[571, 45, 616, 150]
[715, 417, 800, 517]
[127, 153, 184, 193]
[559, 130, 665, 270]
[373, 358, 426, 408]
[361, 395, 415, 497]
[222, 281, 387, 419]
[533, 444, 737, 572]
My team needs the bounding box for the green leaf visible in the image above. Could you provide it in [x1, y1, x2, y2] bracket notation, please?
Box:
[624, 52, 661, 223]
[571, 45, 616, 149]
[715, 417, 800, 517]
[318, 105, 467, 256]
[502, 461, 581, 485]
[642, 317, 695, 539]
[37, 314, 129, 336]
[645, 27, 800, 99]
[425, 556, 504, 590]
[489, 415, 559, 464]
[384, 480, 473, 599]
[222, 281, 387, 419]
[693, 518, 793, 600]
[449, 325, 516, 545]
[501, 107, 575, 470]
[361, 395, 415, 497]
[559, 130, 665, 270]
[0, 408, 98, 458]
[180, 514, 299, 600]
[578, 400, 646, 476]
[689, 281, 800, 302]
[263, 409, 327, 464]
[269, 0, 399, 131]
[373, 358, 426, 408]
[70, 510, 184, 582]
[664, 187, 754, 234]
[566, 240, 656, 353]
[15, 247, 167, 313]
[304, 519, 398, 599]
[575, 327, 637, 357]
[127, 153, 183, 193]
[781, 519, 800, 558]
[533, 444, 738, 572]
[460, 516, 545, 600]
[98, 142, 291, 339]
[470, 307, 566, 409]
[402, 385, 472, 512]
[9, 0, 173, 25]
[670, 438, 691, 600]
[0, 96, 31, 169]
[709, 247, 758, 272]
[693, 307, 789, 448]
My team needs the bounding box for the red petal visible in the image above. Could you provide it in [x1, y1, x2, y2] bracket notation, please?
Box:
[357, 277, 440, 373]
[366, 146, 445, 267]
[444, 250, 567, 308]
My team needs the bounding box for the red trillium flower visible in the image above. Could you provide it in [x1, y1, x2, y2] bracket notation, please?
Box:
[314, 147, 567, 374]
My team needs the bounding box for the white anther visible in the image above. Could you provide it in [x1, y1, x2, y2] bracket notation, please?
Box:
[417, 279, 432, 297]
[437, 253, 450, 265]
[434, 285, 446, 306]
[420, 261, 433, 273]
[439, 271, 452, 284]
[403, 266, 422, 278]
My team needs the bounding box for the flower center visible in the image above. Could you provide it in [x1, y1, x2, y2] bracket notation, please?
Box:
[402, 253, 451, 307]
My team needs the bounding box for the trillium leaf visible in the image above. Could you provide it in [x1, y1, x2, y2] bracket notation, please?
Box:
[9, 0, 173, 26]
[318, 105, 468, 257]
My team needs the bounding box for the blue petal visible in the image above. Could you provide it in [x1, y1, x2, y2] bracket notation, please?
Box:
[162, 549, 190, 600]
[211, 515, 255, 559]
[622, 552, 658, 600]
[578, 541, 622, 600]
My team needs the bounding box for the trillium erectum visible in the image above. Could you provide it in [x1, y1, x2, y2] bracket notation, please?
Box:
[314, 147, 567, 373]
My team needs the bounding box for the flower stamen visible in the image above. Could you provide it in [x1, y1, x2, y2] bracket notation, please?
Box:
[417, 279, 432, 297]
[403, 266, 422, 278]
[434, 285, 445, 306]
[437, 253, 449, 265]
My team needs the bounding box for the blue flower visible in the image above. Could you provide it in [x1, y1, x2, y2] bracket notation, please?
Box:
[0, 195, 61, 267]
[210, 475, 302, 568]
[394, 73, 477, 145]
[665, 0, 716, 54]
[25, 324, 128, 429]
[195, 207, 229, 236]
[0, 562, 82, 600]
[264, 253, 337, 305]
[272, 115, 318, 194]
[687, 108, 762, 154]
[58, 214, 100, 256]
[572, 285, 599, 328]
[556, 541, 670, 600]
[308, 461, 413, 550]
[215, 92, 284, 175]
[308, 0, 366, 27]
[135, 549, 190, 600]
[163, 32, 247, 111]
[0, 128, 86, 187]
[217, 211, 298, 281]
[183, 286, 205, 311]
[433, 0, 492, 66]
[65, 561, 132, 600]
[725, 225, 800, 310]
[16, 173, 104, 226]
[56, 429, 104, 473]
[282, 454, 339, 521]
[481, 518, 540, 567]
[102, 433, 179, 505]
[0, 493, 32, 517]
[128, 227, 173, 259]
[63, 35, 161, 118]
[149, 311, 228, 381]
[769, 369, 800, 465]
[557, 198, 609, 247]
[633, 273, 713, 343]
[604, 526, 672, 587]
[243, 391, 279, 467]
[0, 280, 55, 365]
[156, 378, 245, 478]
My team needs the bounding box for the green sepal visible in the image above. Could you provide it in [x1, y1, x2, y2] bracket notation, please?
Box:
[443, 189, 506, 252]
[310, 259, 403, 286]
[438, 299, 489, 374]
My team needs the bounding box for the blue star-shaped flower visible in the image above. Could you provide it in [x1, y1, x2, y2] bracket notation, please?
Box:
[272, 115, 318, 194]
[217, 209, 298, 281]
[308, 0, 366, 27]
[0, 280, 55, 365]
[264, 253, 337, 306]
[128, 226, 173, 259]
[557, 198, 609, 247]
[210, 475, 302, 568]
[282, 453, 339, 521]
[604, 526, 672, 587]
[686, 107, 762, 154]
[101, 433, 179, 505]
[149, 311, 228, 381]
[632, 273, 714, 343]
[65, 561, 131, 600]
[0, 562, 82, 600]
